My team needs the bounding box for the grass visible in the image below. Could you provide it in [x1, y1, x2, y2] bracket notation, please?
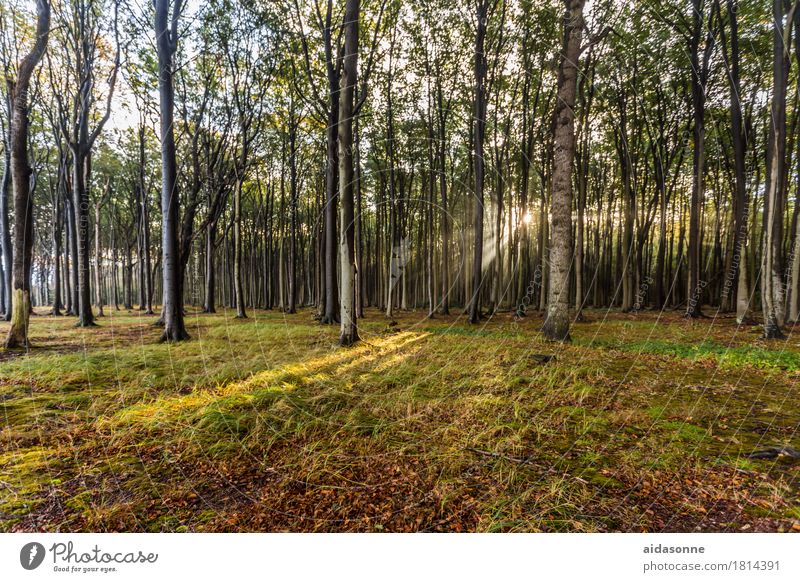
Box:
[592, 337, 800, 371]
[1, 306, 799, 532]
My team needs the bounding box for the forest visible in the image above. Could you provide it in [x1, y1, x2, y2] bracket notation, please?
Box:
[1, 0, 800, 533]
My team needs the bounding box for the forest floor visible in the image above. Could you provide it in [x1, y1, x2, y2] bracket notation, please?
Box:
[1, 306, 800, 532]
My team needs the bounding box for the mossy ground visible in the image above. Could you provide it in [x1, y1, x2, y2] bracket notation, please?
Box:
[1, 306, 799, 532]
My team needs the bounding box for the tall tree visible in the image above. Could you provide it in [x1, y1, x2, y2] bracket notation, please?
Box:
[717, 0, 751, 323]
[155, 0, 188, 341]
[4, 0, 50, 348]
[468, 0, 493, 324]
[93, 178, 110, 316]
[685, 0, 715, 318]
[542, 0, 585, 342]
[53, 0, 120, 327]
[761, 0, 790, 338]
[338, 0, 360, 345]
[0, 9, 15, 321]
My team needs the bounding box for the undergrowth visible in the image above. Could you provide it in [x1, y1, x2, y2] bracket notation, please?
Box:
[1, 308, 798, 532]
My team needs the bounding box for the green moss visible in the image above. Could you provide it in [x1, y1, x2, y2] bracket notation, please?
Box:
[596, 338, 800, 371]
[660, 421, 709, 443]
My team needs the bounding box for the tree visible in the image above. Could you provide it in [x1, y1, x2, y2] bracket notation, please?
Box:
[542, 0, 585, 342]
[467, 0, 493, 325]
[155, 0, 188, 342]
[94, 178, 111, 316]
[4, 0, 50, 348]
[685, 0, 715, 318]
[338, 0, 360, 345]
[50, 0, 120, 327]
[761, 0, 790, 338]
[0, 88, 11, 322]
[717, 0, 751, 323]
[0, 8, 15, 321]
[291, 0, 342, 324]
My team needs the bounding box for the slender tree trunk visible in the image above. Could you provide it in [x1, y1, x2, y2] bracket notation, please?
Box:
[71, 151, 95, 326]
[435, 73, 451, 315]
[762, 0, 788, 338]
[111, 219, 118, 310]
[320, 6, 340, 324]
[338, 0, 360, 346]
[4, 0, 49, 348]
[155, 0, 188, 341]
[468, 0, 489, 324]
[93, 181, 109, 317]
[0, 92, 12, 321]
[204, 221, 217, 313]
[686, 0, 711, 318]
[787, 7, 800, 323]
[720, 0, 751, 323]
[288, 109, 298, 314]
[542, 0, 584, 342]
[384, 36, 399, 319]
[234, 178, 247, 318]
[50, 169, 64, 315]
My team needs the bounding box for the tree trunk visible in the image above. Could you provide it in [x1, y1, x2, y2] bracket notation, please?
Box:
[234, 178, 247, 318]
[66, 194, 79, 315]
[762, 0, 788, 338]
[0, 92, 12, 321]
[204, 221, 217, 313]
[94, 180, 109, 317]
[542, 0, 584, 342]
[72, 151, 95, 326]
[51, 190, 63, 315]
[468, 0, 489, 324]
[686, 0, 711, 318]
[338, 0, 360, 346]
[4, 0, 49, 348]
[288, 107, 298, 314]
[155, 0, 188, 341]
[719, 0, 751, 323]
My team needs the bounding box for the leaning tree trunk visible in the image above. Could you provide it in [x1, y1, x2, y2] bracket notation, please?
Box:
[542, 0, 584, 342]
[4, 0, 50, 348]
[155, 0, 188, 342]
[338, 0, 360, 346]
